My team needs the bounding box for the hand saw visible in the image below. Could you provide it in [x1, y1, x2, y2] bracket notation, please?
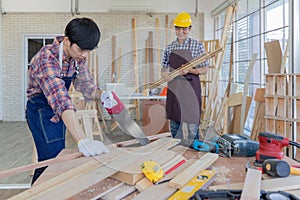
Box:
[101, 91, 150, 145]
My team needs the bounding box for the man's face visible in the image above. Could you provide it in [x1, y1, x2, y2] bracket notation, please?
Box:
[175, 26, 190, 41]
[64, 37, 91, 61]
[69, 43, 91, 61]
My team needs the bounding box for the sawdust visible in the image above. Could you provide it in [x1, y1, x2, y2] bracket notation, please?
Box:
[212, 166, 232, 184]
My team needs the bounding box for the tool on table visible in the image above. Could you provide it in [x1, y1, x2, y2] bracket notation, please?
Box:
[179, 139, 219, 153]
[101, 91, 150, 145]
[168, 170, 216, 200]
[140, 160, 164, 184]
[216, 134, 259, 158]
[246, 159, 300, 177]
[191, 189, 299, 200]
[262, 159, 290, 178]
[255, 132, 300, 164]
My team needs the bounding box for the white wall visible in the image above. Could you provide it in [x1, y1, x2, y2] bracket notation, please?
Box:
[1, 0, 223, 14]
[0, 0, 225, 121]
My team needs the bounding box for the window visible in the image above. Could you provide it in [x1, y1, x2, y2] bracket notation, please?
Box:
[213, 0, 289, 135]
[22, 35, 56, 120]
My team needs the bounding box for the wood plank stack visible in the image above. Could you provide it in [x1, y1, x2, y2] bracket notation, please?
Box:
[7, 137, 221, 200]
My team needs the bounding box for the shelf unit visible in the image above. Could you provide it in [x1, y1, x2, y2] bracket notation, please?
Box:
[265, 73, 300, 158]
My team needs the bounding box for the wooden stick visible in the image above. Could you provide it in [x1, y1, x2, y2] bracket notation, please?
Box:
[0, 152, 83, 179]
[239, 53, 257, 134]
[111, 35, 116, 83]
[117, 47, 122, 82]
[156, 17, 161, 79]
[148, 47, 223, 90]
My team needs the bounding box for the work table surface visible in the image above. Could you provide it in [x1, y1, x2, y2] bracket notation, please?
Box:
[33, 145, 300, 199]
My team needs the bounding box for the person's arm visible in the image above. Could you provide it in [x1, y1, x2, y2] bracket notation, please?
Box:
[61, 109, 85, 143]
[161, 67, 174, 82]
[183, 67, 208, 76]
[62, 109, 109, 157]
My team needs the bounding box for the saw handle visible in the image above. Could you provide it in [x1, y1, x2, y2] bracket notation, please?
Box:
[101, 91, 125, 114]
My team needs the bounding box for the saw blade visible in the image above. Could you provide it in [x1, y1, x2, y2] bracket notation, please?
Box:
[112, 109, 150, 145]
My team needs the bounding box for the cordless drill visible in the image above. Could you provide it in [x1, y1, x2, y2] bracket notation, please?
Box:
[255, 132, 300, 164]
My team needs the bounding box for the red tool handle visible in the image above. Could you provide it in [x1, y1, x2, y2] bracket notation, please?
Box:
[102, 91, 125, 114]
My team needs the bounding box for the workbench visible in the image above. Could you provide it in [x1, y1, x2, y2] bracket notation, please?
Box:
[27, 141, 300, 199]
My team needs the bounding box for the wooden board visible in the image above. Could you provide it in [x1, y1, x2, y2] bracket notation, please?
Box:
[169, 153, 218, 189]
[265, 40, 282, 73]
[240, 168, 261, 200]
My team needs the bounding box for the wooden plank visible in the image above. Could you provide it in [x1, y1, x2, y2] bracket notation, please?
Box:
[265, 74, 275, 95]
[0, 152, 83, 179]
[202, 6, 236, 129]
[240, 53, 257, 134]
[156, 17, 161, 79]
[101, 183, 136, 200]
[110, 150, 176, 185]
[210, 175, 300, 192]
[112, 35, 116, 82]
[229, 96, 252, 134]
[132, 182, 176, 200]
[117, 47, 122, 82]
[10, 138, 177, 200]
[169, 153, 218, 189]
[240, 168, 261, 200]
[148, 31, 154, 83]
[113, 132, 171, 147]
[131, 17, 140, 121]
[149, 47, 223, 90]
[265, 40, 282, 73]
[227, 92, 242, 107]
[254, 88, 265, 103]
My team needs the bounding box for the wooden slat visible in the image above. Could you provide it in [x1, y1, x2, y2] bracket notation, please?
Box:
[169, 153, 218, 189]
[9, 138, 178, 200]
[202, 6, 236, 129]
[210, 175, 300, 192]
[110, 150, 176, 185]
[239, 53, 257, 134]
[240, 168, 261, 200]
[265, 40, 282, 73]
[149, 47, 223, 90]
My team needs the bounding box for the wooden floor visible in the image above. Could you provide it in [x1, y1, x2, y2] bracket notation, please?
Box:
[0, 120, 134, 199]
[0, 121, 33, 199]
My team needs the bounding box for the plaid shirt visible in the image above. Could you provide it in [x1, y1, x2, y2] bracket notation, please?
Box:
[27, 36, 98, 121]
[162, 37, 208, 68]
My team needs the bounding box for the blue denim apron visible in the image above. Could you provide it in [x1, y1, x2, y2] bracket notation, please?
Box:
[26, 41, 77, 162]
[26, 75, 75, 162]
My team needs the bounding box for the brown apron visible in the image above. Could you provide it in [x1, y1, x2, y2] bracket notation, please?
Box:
[166, 43, 202, 124]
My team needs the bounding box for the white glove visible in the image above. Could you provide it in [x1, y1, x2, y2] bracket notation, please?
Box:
[78, 138, 109, 157]
[101, 91, 118, 109]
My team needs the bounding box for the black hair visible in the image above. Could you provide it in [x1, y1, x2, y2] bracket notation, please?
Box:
[64, 17, 101, 50]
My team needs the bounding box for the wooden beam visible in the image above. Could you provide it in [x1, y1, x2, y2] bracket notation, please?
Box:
[169, 153, 218, 189]
[240, 168, 261, 200]
[239, 53, 257, 134]
[0, 152, 83, 179]
[111, 35, 116, 83]
[149, 47, 223, 90]
[265, 40, 282, 73]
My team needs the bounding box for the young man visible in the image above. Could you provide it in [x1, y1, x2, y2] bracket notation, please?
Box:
[161, 12, 208, 141]
[26, 17, 108, 184]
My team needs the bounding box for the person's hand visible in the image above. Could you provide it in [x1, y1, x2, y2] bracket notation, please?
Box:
[101, 91, 118, 109]
[179, 69, 189, 75]
[161, 72, 173, 82]
[78, 138, 109, 157]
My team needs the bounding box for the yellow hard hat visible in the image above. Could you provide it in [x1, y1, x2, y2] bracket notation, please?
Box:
[174, 12, 192, 27]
